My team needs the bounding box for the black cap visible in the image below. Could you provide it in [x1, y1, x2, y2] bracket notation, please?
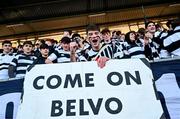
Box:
[61, 37, 71, 44]
[40, 43, 49, 49]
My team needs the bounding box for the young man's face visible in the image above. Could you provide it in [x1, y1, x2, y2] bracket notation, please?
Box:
[102, 33, 111, 44]
[62, 43, 70, 51]
[147, 23, 156, 34]
[40, 48, 49, 57]
[23, 44, 33, 54]
[2, 43, 12, 54]
[87, 30, 101, 49]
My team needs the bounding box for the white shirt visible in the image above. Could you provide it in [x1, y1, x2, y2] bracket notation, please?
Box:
[0, 53, 15, 80]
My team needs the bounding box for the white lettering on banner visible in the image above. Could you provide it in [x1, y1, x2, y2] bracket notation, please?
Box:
[0, 93, 21, 119]
[16, 59, 163, 119]
[155, 73, 180, 119]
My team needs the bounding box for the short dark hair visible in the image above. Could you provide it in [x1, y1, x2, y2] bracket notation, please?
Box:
[23, 41, 33, 46]
[40, 43, 49, 49]
[2, 40, 12, 46]
[138, 28, 145, 35]
[72, 34, 81, 44]
[101, 28, 110, 35]
[72, 33, 81, 40]
[86, 24, 100, 34]
[145, 21, 155, 28]
[40, 39, 45, 44]
[61, 37, 71, 44]
[18, 45, 23, 48]
[112, 31, 116, 34]
[116, 31, 121, 36]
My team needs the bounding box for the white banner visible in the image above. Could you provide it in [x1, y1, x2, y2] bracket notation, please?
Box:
[17, 59, 163, 119]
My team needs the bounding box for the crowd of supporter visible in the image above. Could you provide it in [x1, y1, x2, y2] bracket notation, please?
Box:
[0, 18, 180, 80]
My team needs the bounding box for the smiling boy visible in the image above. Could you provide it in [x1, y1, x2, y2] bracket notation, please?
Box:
[8, 41, 37, 78]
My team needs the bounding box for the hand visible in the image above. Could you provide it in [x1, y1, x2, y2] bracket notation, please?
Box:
[145, 31, 153, 39]
[96, 57, 110, 68]
[144, 38, 149, 45]
[70, 42, 78, 53]
[45, 59, 53, 64]
[144, 32, 152, 45]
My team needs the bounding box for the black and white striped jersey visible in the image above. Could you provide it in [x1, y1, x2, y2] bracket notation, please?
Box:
[163, 26, 180, 56]
[0, 53, 15, 80]
[82, 45, 100, 61]
[106, 39, 130, 57]
[144, 40, 160, 60]
[75, 49, 87, 62]
[94, 43, 125, 60]
[81, 43, 125, 61]
[54, 46, 63, 51]
[126, 43, 146, 59]
[10, 53, 37, 78]
[158, 31, 170, 58]
[48, 49, 71, 63]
